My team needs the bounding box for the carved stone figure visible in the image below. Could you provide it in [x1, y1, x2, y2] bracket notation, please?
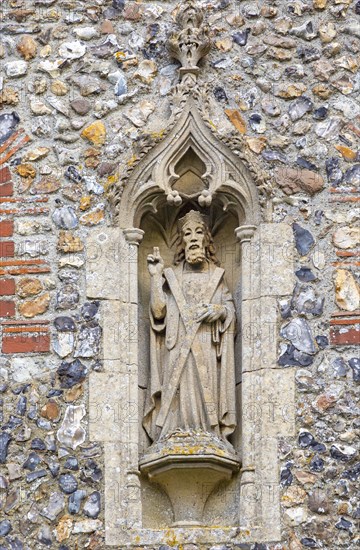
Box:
[143, 210, 237, 443]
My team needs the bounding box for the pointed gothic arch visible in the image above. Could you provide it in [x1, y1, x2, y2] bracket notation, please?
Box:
[116, 101, 261, 231]
[88, 0, 296, 545]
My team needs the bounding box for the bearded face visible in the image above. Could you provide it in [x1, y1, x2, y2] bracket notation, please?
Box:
[182, 220, 206, 265]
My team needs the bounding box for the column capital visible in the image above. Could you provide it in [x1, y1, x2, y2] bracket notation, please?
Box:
[123, 228, 144, 245]
[234, 225, 257, 243]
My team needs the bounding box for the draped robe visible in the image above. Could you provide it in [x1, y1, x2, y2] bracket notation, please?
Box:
[143, 260, 237, 442]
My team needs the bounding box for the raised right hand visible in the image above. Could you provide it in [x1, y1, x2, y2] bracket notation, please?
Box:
[147, 246, 164, 277]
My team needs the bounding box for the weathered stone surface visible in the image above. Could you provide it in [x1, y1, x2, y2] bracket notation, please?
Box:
[79, 206, 105, 226]
[56, 284, 79, 309]
[74, 324, 101, 358]
[53, 332, 75, 358]
[81, 121, 106, 146]
[284, 507, 308, 526]
[57, 231, 84, 253]
[281, 318, 316, 354]
[72, 519, 102, 534]
[86, 228, 124, 299]
[0, 112, 20, 144]
[57, 405, 86, 450]
[58, 359, 87, 389]
[0, 2, 358, 548]
[11, 357, 56, 383]
[0, 433, 11, 463]
[32, 176, 60, 194]
[225, 109, 247, 133]
[68, 490, 86, 515]
[70, 98, 92, 115]
[276, 167, 324, 195]
[52, 206, 78, 229]
[54, 316, 76, 332]
[59, 473, 78, 494]
[0, 520, 12, 536]
[293, 223, 315, 256]
[40, 492, 65, 521]
[332, 227, 360, 249]
[50, 80, 69, 95]
[83, 491, 101, 518]
[17, 36, 37, 60]
[134, 60, 157, 84]
[59, 40, 86, 59]
[41, 400, 60, 421]
[18, 292, 50, 318]
[17, 278, 43, 298]
[5, 60, 28, 77]
[125, 101, 155, 127]
[334, 269, 360, 311]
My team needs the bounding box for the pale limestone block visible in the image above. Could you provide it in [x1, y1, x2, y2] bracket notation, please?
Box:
[241, 296, 278, 372]
[240, 222, 294, 300]
[103, 358, 127, 373]
[259, 296, 278, 369]
[262, 369, 295, 437]
[86, 228, 125, 299]
[102, 300, 121, 360]
[89, 372, 133, 442]
[102, 302, 139, 364]
[239, 468, 259, 529]
[240, 232, 261, 301]
[241, 298, 259, 374]
[259, 223, 294, 297]
[11, 357, 57, 382]
[127, 303, 139, 365]
[104, 442, 128, 544]
[240, 372, 259, 465]
[258, 435, 281, 541]
[128, 246, 139, 304]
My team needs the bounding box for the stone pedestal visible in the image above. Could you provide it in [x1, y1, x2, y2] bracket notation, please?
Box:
[139, 431, 240, 527]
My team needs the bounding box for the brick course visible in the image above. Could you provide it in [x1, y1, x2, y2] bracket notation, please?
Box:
[0, 300, 15, 317]
[2, 332, 50, 353]
[0, 182, 14, 197]
[0, 241, 15, 258]
[0, 220, 13, 237]
[0, 279, 15, 296]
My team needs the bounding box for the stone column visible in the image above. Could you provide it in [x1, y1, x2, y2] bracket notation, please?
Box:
[87, 227, 144, 544]
[122, 228, 144, 529]
[235, 223, 296, 541]
[234, 225, 258, 530]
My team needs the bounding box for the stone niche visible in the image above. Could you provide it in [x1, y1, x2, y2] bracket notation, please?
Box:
[87, 1, 296, 546]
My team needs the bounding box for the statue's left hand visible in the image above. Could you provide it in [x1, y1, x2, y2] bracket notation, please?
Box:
[196, 304, 226, 323]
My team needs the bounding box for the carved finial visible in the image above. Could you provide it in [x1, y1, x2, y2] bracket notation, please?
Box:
[167, 0, 211, 80]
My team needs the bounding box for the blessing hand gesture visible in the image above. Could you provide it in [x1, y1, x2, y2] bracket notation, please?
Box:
[147, 247, 164, 277]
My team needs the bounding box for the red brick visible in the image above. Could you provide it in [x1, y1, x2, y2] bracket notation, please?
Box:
[330, 326, 360, 346]
[0, 241, 15, 258]
[0, 220, 13, 237]
[0, 279, 15, 296]
[0, 182, 13, 197]
[2, 333, 50, 353]
[0, 167, 11, 184]
[0, 300, 15, 317]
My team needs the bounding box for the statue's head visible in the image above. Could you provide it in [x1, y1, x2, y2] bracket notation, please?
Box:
[174, 210, 220, 266]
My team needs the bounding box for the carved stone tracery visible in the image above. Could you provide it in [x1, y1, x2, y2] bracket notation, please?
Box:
[89, 2, 296, 545]
[167, 1, 211, 77]
[107, 0, 274, 223]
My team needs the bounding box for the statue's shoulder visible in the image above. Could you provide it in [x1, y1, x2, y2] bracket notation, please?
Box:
[209, 262, 225, 278]
[164, 263, 183, 277]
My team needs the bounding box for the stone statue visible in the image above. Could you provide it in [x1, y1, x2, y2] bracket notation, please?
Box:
[143, 210, 237, 443]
